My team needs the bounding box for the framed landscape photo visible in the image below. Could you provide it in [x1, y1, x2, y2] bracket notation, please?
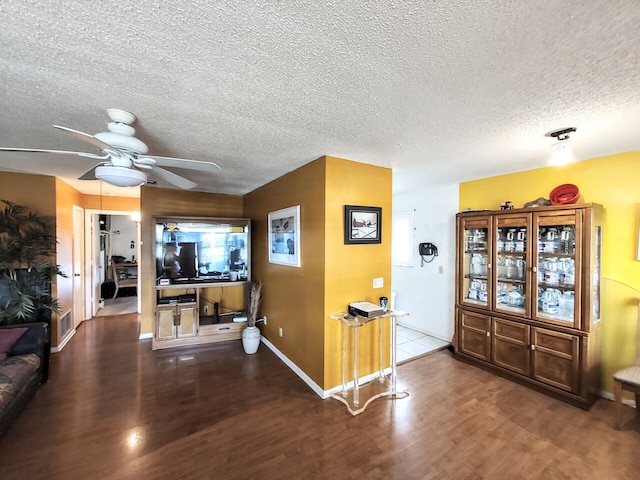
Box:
[268, 205, 301, 267]
[344, 205, 382, 244]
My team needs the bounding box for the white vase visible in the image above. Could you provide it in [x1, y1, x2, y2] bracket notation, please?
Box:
[242, 326, 261, 354]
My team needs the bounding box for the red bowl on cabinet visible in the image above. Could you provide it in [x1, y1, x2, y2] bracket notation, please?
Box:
[549, 184, 580, 205]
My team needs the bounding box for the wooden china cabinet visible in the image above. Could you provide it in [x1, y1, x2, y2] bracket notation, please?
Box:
[454, 203, 604, 409]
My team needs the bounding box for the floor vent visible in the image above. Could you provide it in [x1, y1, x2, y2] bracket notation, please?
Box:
[60, 310, 72, 338]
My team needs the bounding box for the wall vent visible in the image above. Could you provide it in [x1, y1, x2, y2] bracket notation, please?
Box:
[59, 310, 72, 339]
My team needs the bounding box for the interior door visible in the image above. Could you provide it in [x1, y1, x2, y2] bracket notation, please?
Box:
[72, 206, 85, 328]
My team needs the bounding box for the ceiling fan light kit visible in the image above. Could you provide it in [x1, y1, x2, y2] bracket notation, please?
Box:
[546, 127, 577, 166]
[95, 165, 147, 187]
[0, 108, 221, 190]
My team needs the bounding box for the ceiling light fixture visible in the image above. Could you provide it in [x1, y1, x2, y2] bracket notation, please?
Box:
[546, 127, 577, 166]
[95, 165, 147, 187]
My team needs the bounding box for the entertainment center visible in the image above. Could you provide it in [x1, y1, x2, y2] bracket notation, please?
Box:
[152, 216, 251, 350]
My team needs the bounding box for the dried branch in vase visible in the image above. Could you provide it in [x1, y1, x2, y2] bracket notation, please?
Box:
[247, 281, 263, 327]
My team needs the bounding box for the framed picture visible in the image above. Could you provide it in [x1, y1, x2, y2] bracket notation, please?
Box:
[344, 205, 382, 244]
[268, 205, 301, 267]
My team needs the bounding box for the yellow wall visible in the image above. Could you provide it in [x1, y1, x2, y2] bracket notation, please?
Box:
[0, 173, 59, 340]
[243, 157, 327, 385]
[81, 194, 139, 211]
[323, 157, 392, 388]
[460, 151, 640, 395]
[54, 179, 83, 345]
[0, 172, 56, 215]
[243, 156, 392, 389]
[139, 186, 244, 335]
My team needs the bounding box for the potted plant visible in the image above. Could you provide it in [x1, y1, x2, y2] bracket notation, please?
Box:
[0, 200, 65, 325]
[242, 281, 263, 354]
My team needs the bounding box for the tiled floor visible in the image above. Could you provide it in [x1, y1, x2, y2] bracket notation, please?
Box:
[95, 296, 137, 317]
[396, 324, 450, 363]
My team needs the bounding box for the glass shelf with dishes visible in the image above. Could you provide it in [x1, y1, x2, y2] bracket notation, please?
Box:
[494, 220, 529, 316]
[535, 224, 577, 325]
[459, 216, 492, 309]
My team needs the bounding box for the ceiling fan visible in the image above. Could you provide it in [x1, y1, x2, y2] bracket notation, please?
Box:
[0, 108, 221, 189]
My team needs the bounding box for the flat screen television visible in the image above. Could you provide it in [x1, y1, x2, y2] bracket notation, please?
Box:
[154, 217, 250, 284]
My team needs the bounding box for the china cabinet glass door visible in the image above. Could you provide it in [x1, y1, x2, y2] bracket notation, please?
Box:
[494, 215, 530, 317]
[460, 217, 491, 309]
[532, 211, 582, 328]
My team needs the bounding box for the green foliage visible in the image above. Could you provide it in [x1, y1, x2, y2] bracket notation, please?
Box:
[0, 200, 66, 323]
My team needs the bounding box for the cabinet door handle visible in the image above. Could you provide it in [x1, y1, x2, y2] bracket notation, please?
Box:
[532, 266, 537, 273]
[219, 327, 230, 331]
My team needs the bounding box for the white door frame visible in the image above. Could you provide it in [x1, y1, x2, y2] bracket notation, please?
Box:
[84, 209, 141, 318]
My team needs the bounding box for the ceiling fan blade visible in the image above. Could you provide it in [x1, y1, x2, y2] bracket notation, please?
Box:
[53, 125, 115, 152]
[78, 165, 100, 180]
[140, 155, 221, 172]
[150, 166, 197, 189]
[133, 157, 156, 166]
[0, 147, 109, 160]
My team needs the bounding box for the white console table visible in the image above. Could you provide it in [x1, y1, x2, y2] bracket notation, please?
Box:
[330, 310, 409, 415]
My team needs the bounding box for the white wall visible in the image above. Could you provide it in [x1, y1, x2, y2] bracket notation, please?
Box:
[109, 214, 137, 262]
[391, 183, 458, 341]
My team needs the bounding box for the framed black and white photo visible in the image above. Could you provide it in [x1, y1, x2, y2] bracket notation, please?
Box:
[268, 205, 301, 267]
[344, 205, 382, 244]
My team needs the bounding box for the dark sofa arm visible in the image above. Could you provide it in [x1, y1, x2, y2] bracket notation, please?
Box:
[0, 322, 51, 383]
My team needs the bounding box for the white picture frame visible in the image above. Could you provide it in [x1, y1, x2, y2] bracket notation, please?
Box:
[268, 205, 301, 267]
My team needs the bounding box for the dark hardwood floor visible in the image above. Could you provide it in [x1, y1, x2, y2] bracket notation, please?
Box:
[0, 313, 638, 479]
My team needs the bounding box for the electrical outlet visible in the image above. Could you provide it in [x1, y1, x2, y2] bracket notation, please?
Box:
[373, 277, 384, 289]
[203, 305, 209, 314]
[278, 327, 283, 337]
[438, 266, 444, 274]
[263, 315, 267, 325]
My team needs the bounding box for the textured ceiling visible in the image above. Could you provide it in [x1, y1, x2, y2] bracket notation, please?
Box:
[1, 1, 639, 198]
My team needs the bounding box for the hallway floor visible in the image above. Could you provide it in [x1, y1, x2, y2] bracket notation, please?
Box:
[96, 296, 138, 317]
[396, 324, 450, 364]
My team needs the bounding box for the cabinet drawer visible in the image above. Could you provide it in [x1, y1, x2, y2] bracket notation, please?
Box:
[199, 322, 244, 340]
[494, 317, 528, 343]
[461, 311, 491, 331]
[533, 328, 577, 356]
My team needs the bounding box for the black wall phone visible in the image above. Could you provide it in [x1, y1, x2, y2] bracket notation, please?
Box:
[419, 242, 438, 266]
[419, 242, 438, 256]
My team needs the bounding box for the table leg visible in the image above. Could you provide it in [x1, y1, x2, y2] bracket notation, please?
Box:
[330, 311, 409, 416]
[378, 316, 385, 382]
[341, 322, 348, 396]
[353, 326, 359, 407]
[390, 314, 397, 391]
